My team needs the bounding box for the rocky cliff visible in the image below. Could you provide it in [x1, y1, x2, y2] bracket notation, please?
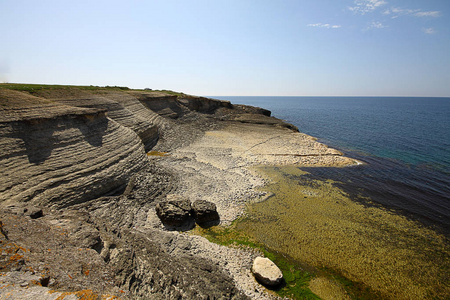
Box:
[0, 89, 149, 208]
[0, 84, 358, 299]
[1, 85, 295, 299]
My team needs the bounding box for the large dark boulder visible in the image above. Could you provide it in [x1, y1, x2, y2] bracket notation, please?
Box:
[192, 200, 220, 226]
[155, 196, 193, 227]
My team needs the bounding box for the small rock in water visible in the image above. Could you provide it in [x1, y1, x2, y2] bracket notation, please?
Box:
[251, 257, 283, 287]
[192, 200, 220, 225]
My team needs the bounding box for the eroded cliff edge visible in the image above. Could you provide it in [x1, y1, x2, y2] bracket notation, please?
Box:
[0, 85, 356, 299]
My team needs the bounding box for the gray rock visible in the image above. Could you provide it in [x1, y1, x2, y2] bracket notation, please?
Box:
[192, 200, 220, 225]
[251, 256, 283, 287]
[24, 206, 43, 219]
[70, 225, 102, 252]
[155, 196, 193, 227]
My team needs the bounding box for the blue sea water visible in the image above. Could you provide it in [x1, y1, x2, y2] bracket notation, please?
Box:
[214, 96, 450, 235]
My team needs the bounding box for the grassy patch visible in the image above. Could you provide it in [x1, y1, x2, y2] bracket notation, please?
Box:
[132, 88, 188, 97]
[0, 83, 193, 100]
[194, 224, 320, 300]
[0, 83, 130, 94]
[150, 89, 186, 97]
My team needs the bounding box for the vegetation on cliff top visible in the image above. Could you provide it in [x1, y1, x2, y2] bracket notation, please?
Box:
[0, 83, 186, 97]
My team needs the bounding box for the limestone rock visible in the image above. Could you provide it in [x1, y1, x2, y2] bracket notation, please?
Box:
[53, 91, 162, 150]
[251, 256, 283, 287]
[192, 200, 220, 225]
[177, 95, 232, 113]
[70, 225, 102, 252]
[0, 89, 149, 207]
[155, 196, 193, 227]
[24, 206, 43, 219]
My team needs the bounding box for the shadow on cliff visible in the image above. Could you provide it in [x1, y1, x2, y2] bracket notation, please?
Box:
[76, 113, 108, 148]
[11, 119, 57, 165]
[11, 114, 108, 165]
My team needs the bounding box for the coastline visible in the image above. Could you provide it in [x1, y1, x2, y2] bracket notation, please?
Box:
[1, 85, 448, 299]
[153, 122, 360, 224]
[154, 120, 449, 299]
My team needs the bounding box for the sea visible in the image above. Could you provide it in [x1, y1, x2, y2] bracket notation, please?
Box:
[213, 96, 450, 236]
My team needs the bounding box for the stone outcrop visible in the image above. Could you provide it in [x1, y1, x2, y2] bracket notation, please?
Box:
[0, 89, 148, 208]
[192, 199, 220, 225]
[251, 257, 283, 287]
[32, 89, 161, 150]
[133, 92, 185, 119]
[178, 95, 232, 113]
[155, 195, 193, 227]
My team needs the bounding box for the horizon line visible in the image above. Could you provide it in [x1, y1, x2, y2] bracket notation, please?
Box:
[207, 95, 450, 98]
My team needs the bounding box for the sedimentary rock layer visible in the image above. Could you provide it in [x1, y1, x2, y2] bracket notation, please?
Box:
[0, 89, 148, 207]
[0, 85, 358, 299]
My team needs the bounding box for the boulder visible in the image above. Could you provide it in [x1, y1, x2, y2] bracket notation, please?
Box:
[192, 200, 220, 225]
[251, 257, 283, 287]
[155, 196, 193, 227]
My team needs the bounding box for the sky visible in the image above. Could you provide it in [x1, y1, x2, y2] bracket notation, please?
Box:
[1, 0, 449, 96]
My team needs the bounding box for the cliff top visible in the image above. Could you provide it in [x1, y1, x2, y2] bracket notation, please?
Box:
[0, 83, 186, 98]
[0, 83, 191, 122]
[0, 88, 104, 122]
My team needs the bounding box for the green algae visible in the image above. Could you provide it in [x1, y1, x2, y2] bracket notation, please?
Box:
[235, 166, 450, 299]
[192, 165, 449, 299]
[194, 224, 320, 299]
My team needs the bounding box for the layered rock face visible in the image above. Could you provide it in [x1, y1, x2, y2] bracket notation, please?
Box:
[0, 86, 263, 299]
[0, 89, 148, 208]
[1, 85, 355, 299]
[35, 90, 161, 150]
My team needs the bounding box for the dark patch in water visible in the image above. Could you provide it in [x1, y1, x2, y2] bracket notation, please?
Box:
[302, 150, 450, 237]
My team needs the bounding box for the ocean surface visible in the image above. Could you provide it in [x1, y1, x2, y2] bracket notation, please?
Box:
[213, 96, 450, 235]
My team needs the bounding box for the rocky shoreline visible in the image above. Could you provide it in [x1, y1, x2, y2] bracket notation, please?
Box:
[0, 85, 357, 299]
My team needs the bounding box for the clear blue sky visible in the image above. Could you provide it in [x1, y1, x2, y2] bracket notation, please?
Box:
[1, 0, 449, 96]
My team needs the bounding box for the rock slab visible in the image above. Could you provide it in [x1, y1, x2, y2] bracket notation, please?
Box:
[251, 256, 283, 287]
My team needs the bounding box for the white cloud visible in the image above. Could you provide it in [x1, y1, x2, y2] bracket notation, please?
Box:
[383, 7, 441, 18]
[415, 11, 441, 17]
[349, 0, 387, 15]
[423, 27, 436, 34]
[368, 21, 388, 29]
[307, 23, 342, 29]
